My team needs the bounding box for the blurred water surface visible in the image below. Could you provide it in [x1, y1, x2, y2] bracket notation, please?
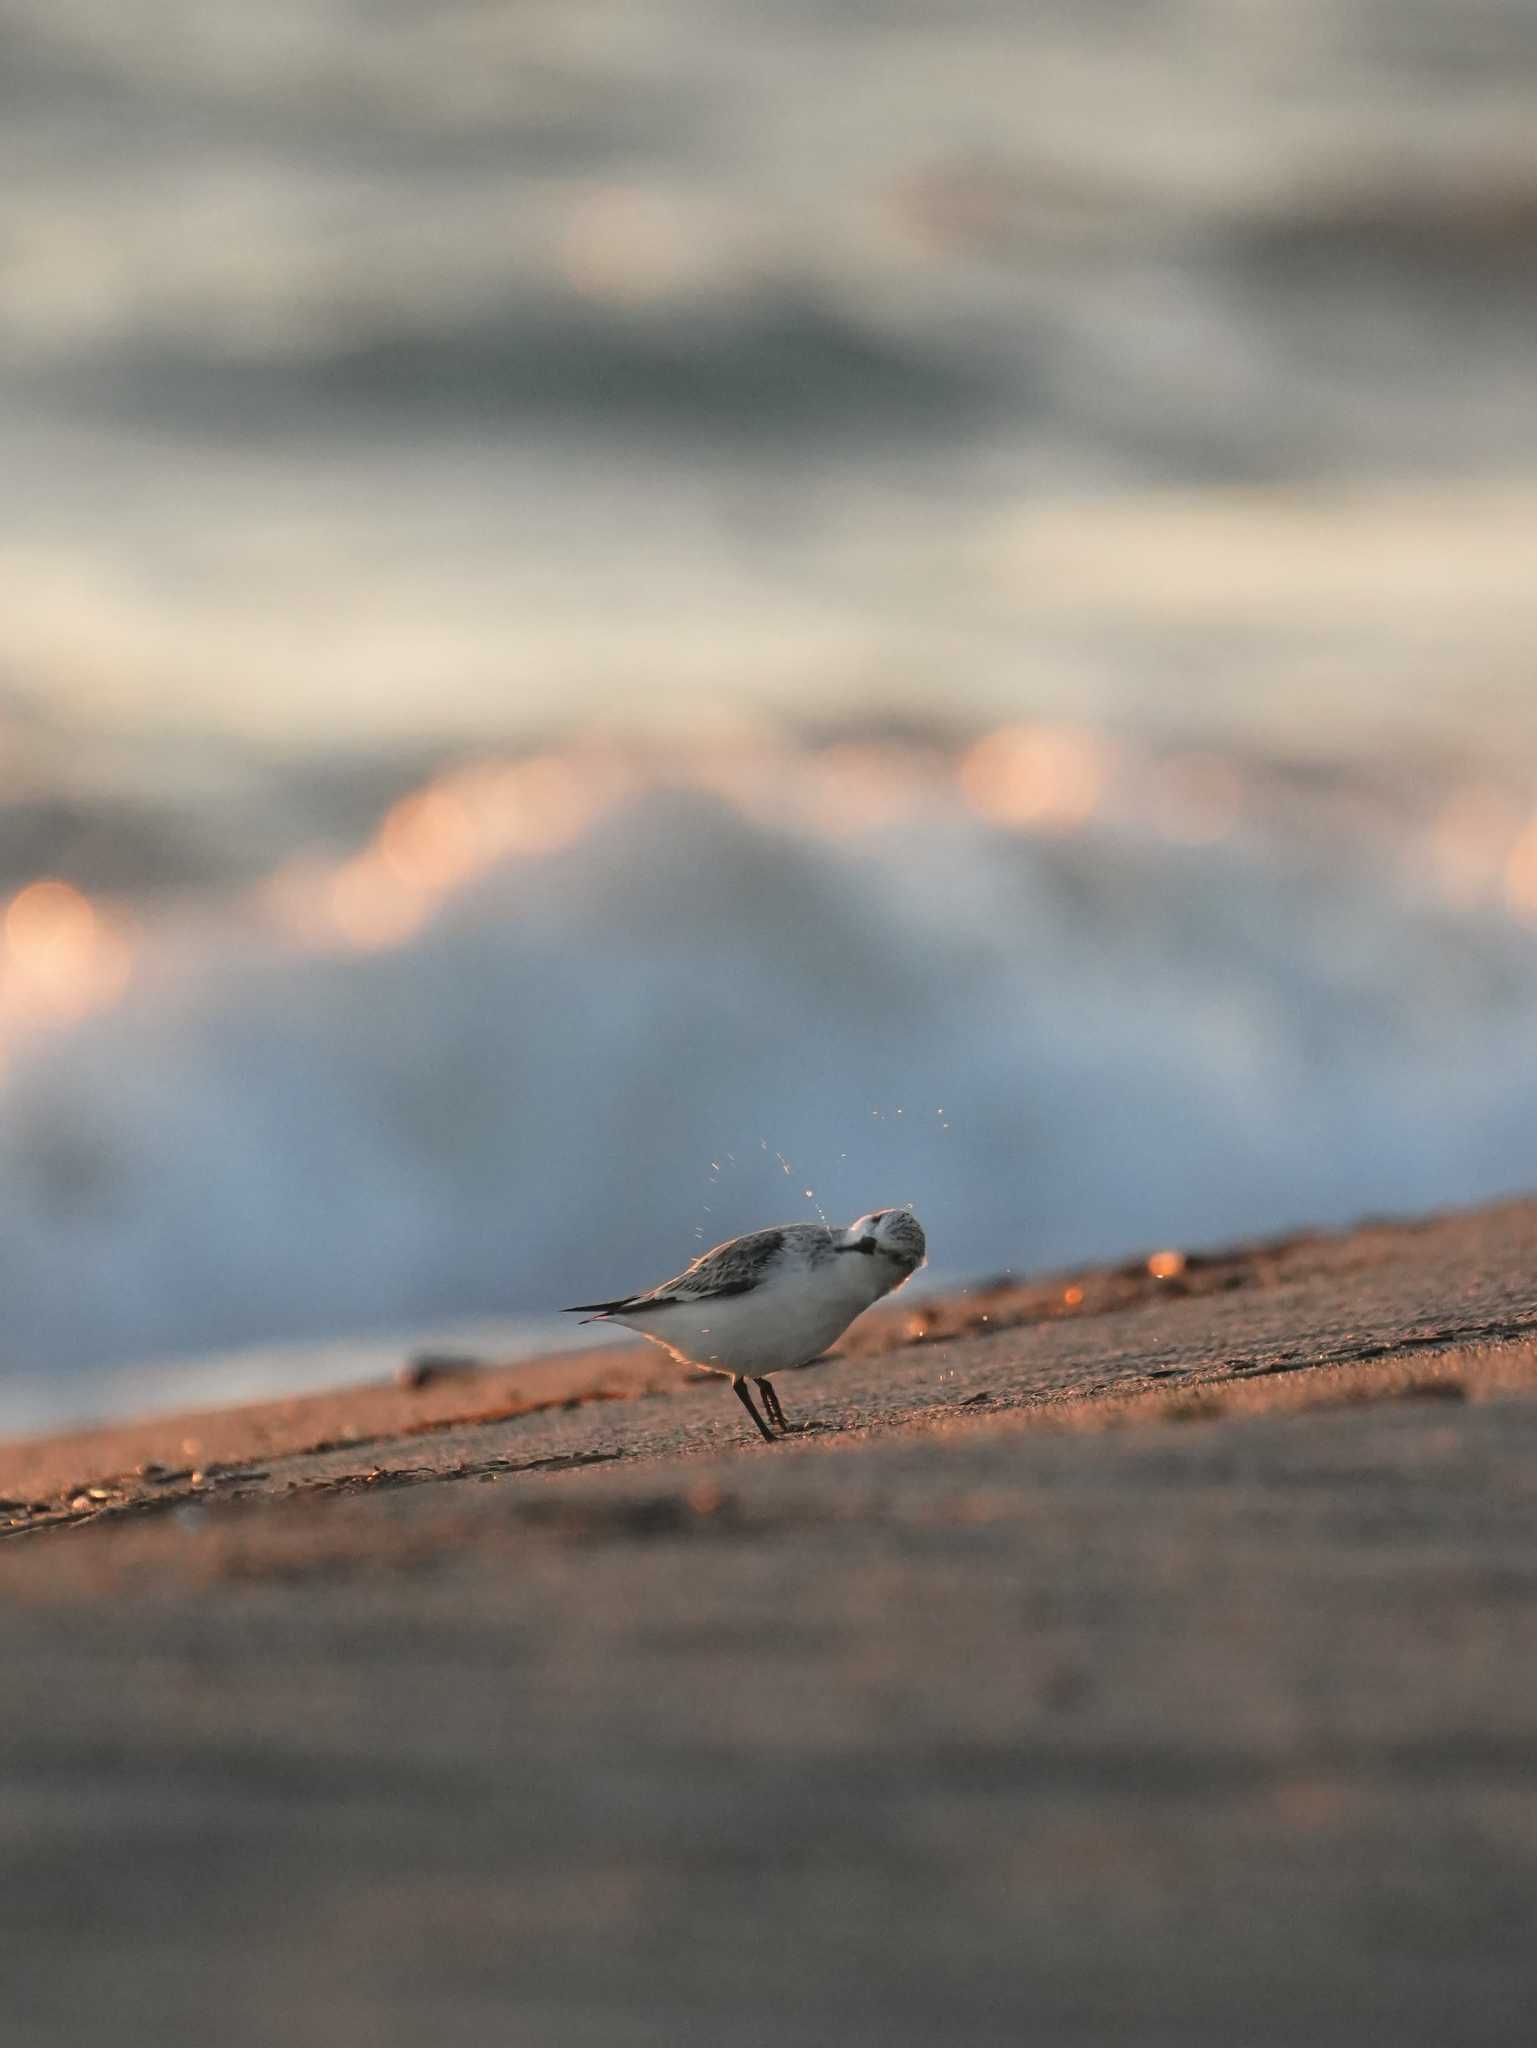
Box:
[5, 0, 1536, 750]
[0, 0, 1535, 1422]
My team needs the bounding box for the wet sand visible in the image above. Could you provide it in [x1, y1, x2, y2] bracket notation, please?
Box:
[6, 1197, 1537, 2045]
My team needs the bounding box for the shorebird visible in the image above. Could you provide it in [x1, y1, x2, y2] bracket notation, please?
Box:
[565, 1207, 927, 1442]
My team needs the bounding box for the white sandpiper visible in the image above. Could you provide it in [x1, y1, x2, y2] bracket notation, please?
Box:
[565, 1207, 928, 1442]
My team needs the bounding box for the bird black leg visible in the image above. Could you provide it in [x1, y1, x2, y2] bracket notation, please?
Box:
[757, 1378, 793, 1433]
[731, 1376, 776, 1445]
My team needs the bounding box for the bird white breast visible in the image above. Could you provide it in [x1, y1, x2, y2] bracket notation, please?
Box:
[614, 1254, 892, 1377]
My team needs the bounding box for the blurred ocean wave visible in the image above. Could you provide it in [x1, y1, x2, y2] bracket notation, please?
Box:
[4, 729, 1537, 1426]
[29, 287, 999, 445]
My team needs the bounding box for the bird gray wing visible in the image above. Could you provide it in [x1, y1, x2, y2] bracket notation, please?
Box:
[565, 1222, 828, 1317]
[648, 1226, 789, 1303]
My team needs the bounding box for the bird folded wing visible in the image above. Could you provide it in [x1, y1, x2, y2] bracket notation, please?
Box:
[566, 1227, 787, 1316]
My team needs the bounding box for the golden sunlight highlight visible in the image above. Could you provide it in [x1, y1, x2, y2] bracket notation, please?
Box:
[0, 878, 133, 1027]
[260, 752, 626, 954]
[958, 725, 1106, 833]
[375, 784, 481, 895]
[326, 857, 431, 952]
[1429, 787, 1525, 909]
[1503, 814, 1537, 921]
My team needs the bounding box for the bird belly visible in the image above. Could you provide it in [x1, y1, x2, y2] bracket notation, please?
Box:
[619, 1279, 869, 1378]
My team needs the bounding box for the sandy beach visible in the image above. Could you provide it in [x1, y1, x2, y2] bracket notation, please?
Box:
[4, 1195, 1537, 2044]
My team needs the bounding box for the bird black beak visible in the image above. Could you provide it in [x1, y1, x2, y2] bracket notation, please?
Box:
[835, 1235, 880, 1255]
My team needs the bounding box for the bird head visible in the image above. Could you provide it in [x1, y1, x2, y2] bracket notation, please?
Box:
[838, 1207, 927, 1275]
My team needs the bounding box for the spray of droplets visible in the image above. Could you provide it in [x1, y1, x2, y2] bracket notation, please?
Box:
[692, 1105, 953, 1242]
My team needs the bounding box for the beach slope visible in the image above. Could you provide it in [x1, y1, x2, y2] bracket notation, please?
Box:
[6, 1195, 1537, 2045]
